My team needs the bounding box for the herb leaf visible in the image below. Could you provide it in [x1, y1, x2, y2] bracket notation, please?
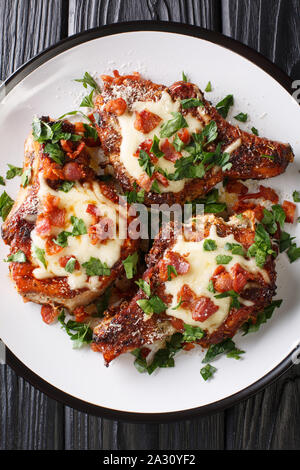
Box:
[182, 324, 205, 342]
[6, 164, 23, 180]
[181, 98, 204, 109]
[122, 252, 139, 279]
[82, 257, 111, 276]
[150, 135, 164, 158]
[44, 143, 65, 165]
[65, 257, 77, 273]
[205, 81, 212, 92]
[160, 112, 188, 138]
[202, 338, 243, 363]
[135, 279, 151, 297]
[0, 191, 14, 220]
[137, 296, 166, 315]
[216, 254, 233, 265]
[71, 216, 87, 236]
[75, 72, 100, 92]
[6, 250, 27, 263]
[33, 245, 47, 268]
[58, 310, 92, 349]
[216, 94, 234, 118]
[293, 191, 300, 203]
[203, 239, 217, 251]
[200, 364, 217, 381]
[59, 181, 75, 193]
[242, 300, 283, 335]
[234, 112, 248, 122]
[21, 167, 32, 188]
[80, 90, 95, 108]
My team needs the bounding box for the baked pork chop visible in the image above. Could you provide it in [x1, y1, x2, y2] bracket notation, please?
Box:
[94, 71, 293, 206]
[2, 118, 139, 320]
[93, 212, 277, 365]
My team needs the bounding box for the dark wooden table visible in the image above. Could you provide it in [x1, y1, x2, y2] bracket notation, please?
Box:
[1, 0, 300, 450]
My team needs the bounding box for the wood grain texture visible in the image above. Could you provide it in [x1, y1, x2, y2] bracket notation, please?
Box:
[222, 0, 300, 78]
[0, 0, 66, 451]
[68, 0, 221, 35]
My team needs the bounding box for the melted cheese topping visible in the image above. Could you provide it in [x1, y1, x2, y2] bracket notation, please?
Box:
[164, 225, 270, 334]
[30, 176, 124, 291]
[118, 91, 204, 193]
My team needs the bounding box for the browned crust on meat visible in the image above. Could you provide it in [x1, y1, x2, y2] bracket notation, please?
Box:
[94, 75, 293, 206]
[93, 213, 277, 364]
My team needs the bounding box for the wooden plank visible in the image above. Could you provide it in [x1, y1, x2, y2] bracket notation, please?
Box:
[68, 0, 221, 35]
[65, 0, 224, 451]
[0, 0, 66, 450]
[222, 0, 300, 77]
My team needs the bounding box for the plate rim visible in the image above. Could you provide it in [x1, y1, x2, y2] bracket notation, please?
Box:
[1, 20, 297, 422]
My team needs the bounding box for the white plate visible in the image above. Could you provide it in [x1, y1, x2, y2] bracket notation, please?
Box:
[1, 23, 300, 420]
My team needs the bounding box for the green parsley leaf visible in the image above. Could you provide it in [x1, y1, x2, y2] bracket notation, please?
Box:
[287, 244, 300, 263]
[74, 72, 100, 92]
[83, 123, 98, 141]
[205, 203, 227, 214]
[261, 154, 274, 160]
[182, 71, 188, 82]
[215, 290, 240, 309]
[80, 90, 94, 108]
[0, 176, 5, 186]
[59, 181, 75, 193]
[207, 280, 216, 293]
[6, 164, 23, 180]
[64, 257, 77, 273]
[272, 204, 286, 229]
[82, 257, 111, 276]
[205, 81, 212, 92]
[137, 296, 166, 315]
[122, 252, 139, 280]
[251, 127, 259, 136]
[172, 297, 183, 310]
[224, 243, 244, 256]
[216, 94, 234, 118]
[202, 338, 242, 363]
[125, 187, 145, 204]
[44, 142, 65, 165]
[200, 364, 217, 381]
[216, 254, 233, 265]
[167, 265, 178, 281]
[242, 299, 283, 335]
[58, 310, 93, 349]
[202, 120, 218, 145]
[32, 117, 53, 142]
[173, 133, 186, 152]
[21, 167, 32, 188]
[0, 191, 14, 221]
[160, 112, 188, 138]
[33, 245, 47, 268]
[234, 112, 248, 122]
[151, 179, 161, 193]
[181, 98, 204, 109]
[279, 231, 295, 253]
[71, 216, 87, 236]
[135, 279, 151, 297]
[182, 324, 205, 342]
[150, 135, 164, 158]
[247, 223, 275, 268]
[6, 250, 27, 263]
[54, 231, 72, 248]
[293, 191, 300, 203]
[203, 239, 217, 251]
[138, 149, 154, 177]
[226, 348, 245, 359]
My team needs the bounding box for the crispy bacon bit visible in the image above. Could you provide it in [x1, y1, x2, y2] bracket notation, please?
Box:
[191, 296, 219, 322]
[226, 180, 248, 195]
[134, 139, 158, 164]
[42, 156, 64, 180]
[59, 255, 80, 270]
[137, 173, 152, 192]
[88, 217, 114, 245]
[67, 141, 86, 160]
[253, 204, 265, 221]
[230, 263, 251, 293]
[86, 204, 102, 224]
[74, 306, 88, 323]
[105, 98, 127, 116]
[160, 139, 182, 162]
[170, 317, 184, 331]
[36, 216, 51, 238]
[212, 265, 233, 293]
[134, 110, 162, 134]
[158, 252, 190, 281]
[240, 185, 279, 203]
[234, 228, 255, 249]
[282, 200, 296, 223]
[41, 304, 57, 325]
[63, 162, 86, 181]
[153, 171, 169, 187]
[140, 347, 151, 359]
[177, 128, 190, 145]
[43, 195, 66, 228]
[183, 342, 195, 351]
[60, 139, 73, 153]
[177, 284, 197, 309]
[45, 237, 63, 255]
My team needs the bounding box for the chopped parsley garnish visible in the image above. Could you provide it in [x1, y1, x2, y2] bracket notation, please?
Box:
[21, 167, 32, 188]
[261, 154, 274, 160]
[138, 149, 154, 177]
[172, 297, 183, 310]
[200, 364, 217, 381]
[54, 231, 72, 248]
[202, 338, 244, 363]
[279, 231, 295, 253]
[251, 127, 259, 136]
[216, 254, 233, 265]
[207, 280, 215, 293]
[248, 223, 276, 268]
[58, 310, 93, 349]
[0, 176, 5, 186]
[132, 332, 183, 374]
[181, 98, 204, 109]
[64, 257, 77, 273]
[182, 71, 188, 82]
[167, 265, 178, 281]
[182, 324, 205, 342]
[205, 81, 212, 92]
[70, 216, 87, 236]
[125, 186, 145, 204]
[83, 123, 98, 141]
[80, 90, 94, 108]
[190, 189, 227, 215]
[135, 279, 151, 297]
[215, 290, 240, 309]
[203, 239, 217, 251]
[74, 71, 100, 92]
[6, 164, 23, 180]
[122, 252, 139, 279]
[224, 243, 244, 256]
[82, 257, 111, 276]
[201, 120, 218, 144]
[173, 133, 186, 152]
[137, 295, 166, 315]
[271, 204, 286, 229]
[160, 112, 188, 138]
[242, 299, 283, 335]
[293, 190, 300, 203]
[150, 135, 164, 158]
[216, 94, 234, 118]
[287, 244, 300, 263]
[151, 179, 161, 193]
[0, 191, 14, 221]
[33, 245, 47, 268]
[6, 250, 27, 263]
[59, 181, 75, 193]
[234, 112, 248, 122]
[44, 143, 65, 165]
